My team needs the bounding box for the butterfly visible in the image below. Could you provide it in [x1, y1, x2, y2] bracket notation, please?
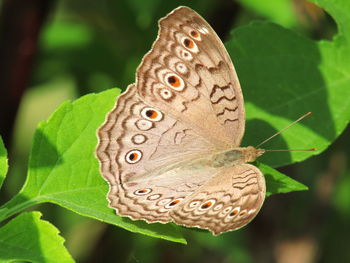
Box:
[96, 6, 267, 235]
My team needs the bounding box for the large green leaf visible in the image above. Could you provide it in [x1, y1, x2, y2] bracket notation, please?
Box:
[0, 89, 186, 244]
[0, 136, 8, 189]
[226, 0, 350, 168]
[0, 212, 73, 263]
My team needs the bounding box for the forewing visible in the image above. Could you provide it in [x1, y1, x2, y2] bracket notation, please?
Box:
[136, 6, 245, 148]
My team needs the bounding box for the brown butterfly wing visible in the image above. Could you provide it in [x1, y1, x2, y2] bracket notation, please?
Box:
[170, 164, 266, 235]
[97, 84, 219, 223]
[136, 6, 245, 148]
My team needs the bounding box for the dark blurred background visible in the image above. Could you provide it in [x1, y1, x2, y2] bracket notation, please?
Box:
[0, 0, 349, 262]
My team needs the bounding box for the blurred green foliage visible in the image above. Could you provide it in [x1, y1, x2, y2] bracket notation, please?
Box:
[0, 137, 8, 188]
[1, 0, 350, 262]
[238, 0, 298, 27]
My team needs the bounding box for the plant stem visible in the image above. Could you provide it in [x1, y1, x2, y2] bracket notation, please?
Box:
[0, 193, 40, 223]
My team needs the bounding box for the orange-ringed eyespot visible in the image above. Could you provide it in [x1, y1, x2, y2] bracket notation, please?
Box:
[125, 150, 142, 164]
[165, 73, 185, 91]
[141, 107, 163, 121]
[134, 188, 152, 195]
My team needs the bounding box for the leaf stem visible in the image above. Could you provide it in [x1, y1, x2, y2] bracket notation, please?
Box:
[0, 194, 40, 223]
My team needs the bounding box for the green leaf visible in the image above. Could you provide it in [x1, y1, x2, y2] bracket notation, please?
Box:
[227, 0, 350, 168]
[258, 163, 308, 197]
[0, 212, 73, 263]
[0, 89, 186, 244]
[0, 136, 8, 189]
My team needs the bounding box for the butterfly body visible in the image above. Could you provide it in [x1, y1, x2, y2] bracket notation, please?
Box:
[97, 6, 266, 235]
[211, 146, 265, 168]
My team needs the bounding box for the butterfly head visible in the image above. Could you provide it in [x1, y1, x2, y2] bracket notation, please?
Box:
[241, 146, 265, 163]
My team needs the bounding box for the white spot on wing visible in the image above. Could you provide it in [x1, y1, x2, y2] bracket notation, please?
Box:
[198, 27, 209, 34]
[132, 134, 146, 144]
[136, 119, 153, 131]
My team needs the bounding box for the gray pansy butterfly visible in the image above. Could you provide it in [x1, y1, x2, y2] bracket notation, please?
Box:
[96, 6, 267, 235]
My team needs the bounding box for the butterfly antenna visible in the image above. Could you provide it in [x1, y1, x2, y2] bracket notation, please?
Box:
[255, 112, 312, 149]
[264, 148, 317, 152]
